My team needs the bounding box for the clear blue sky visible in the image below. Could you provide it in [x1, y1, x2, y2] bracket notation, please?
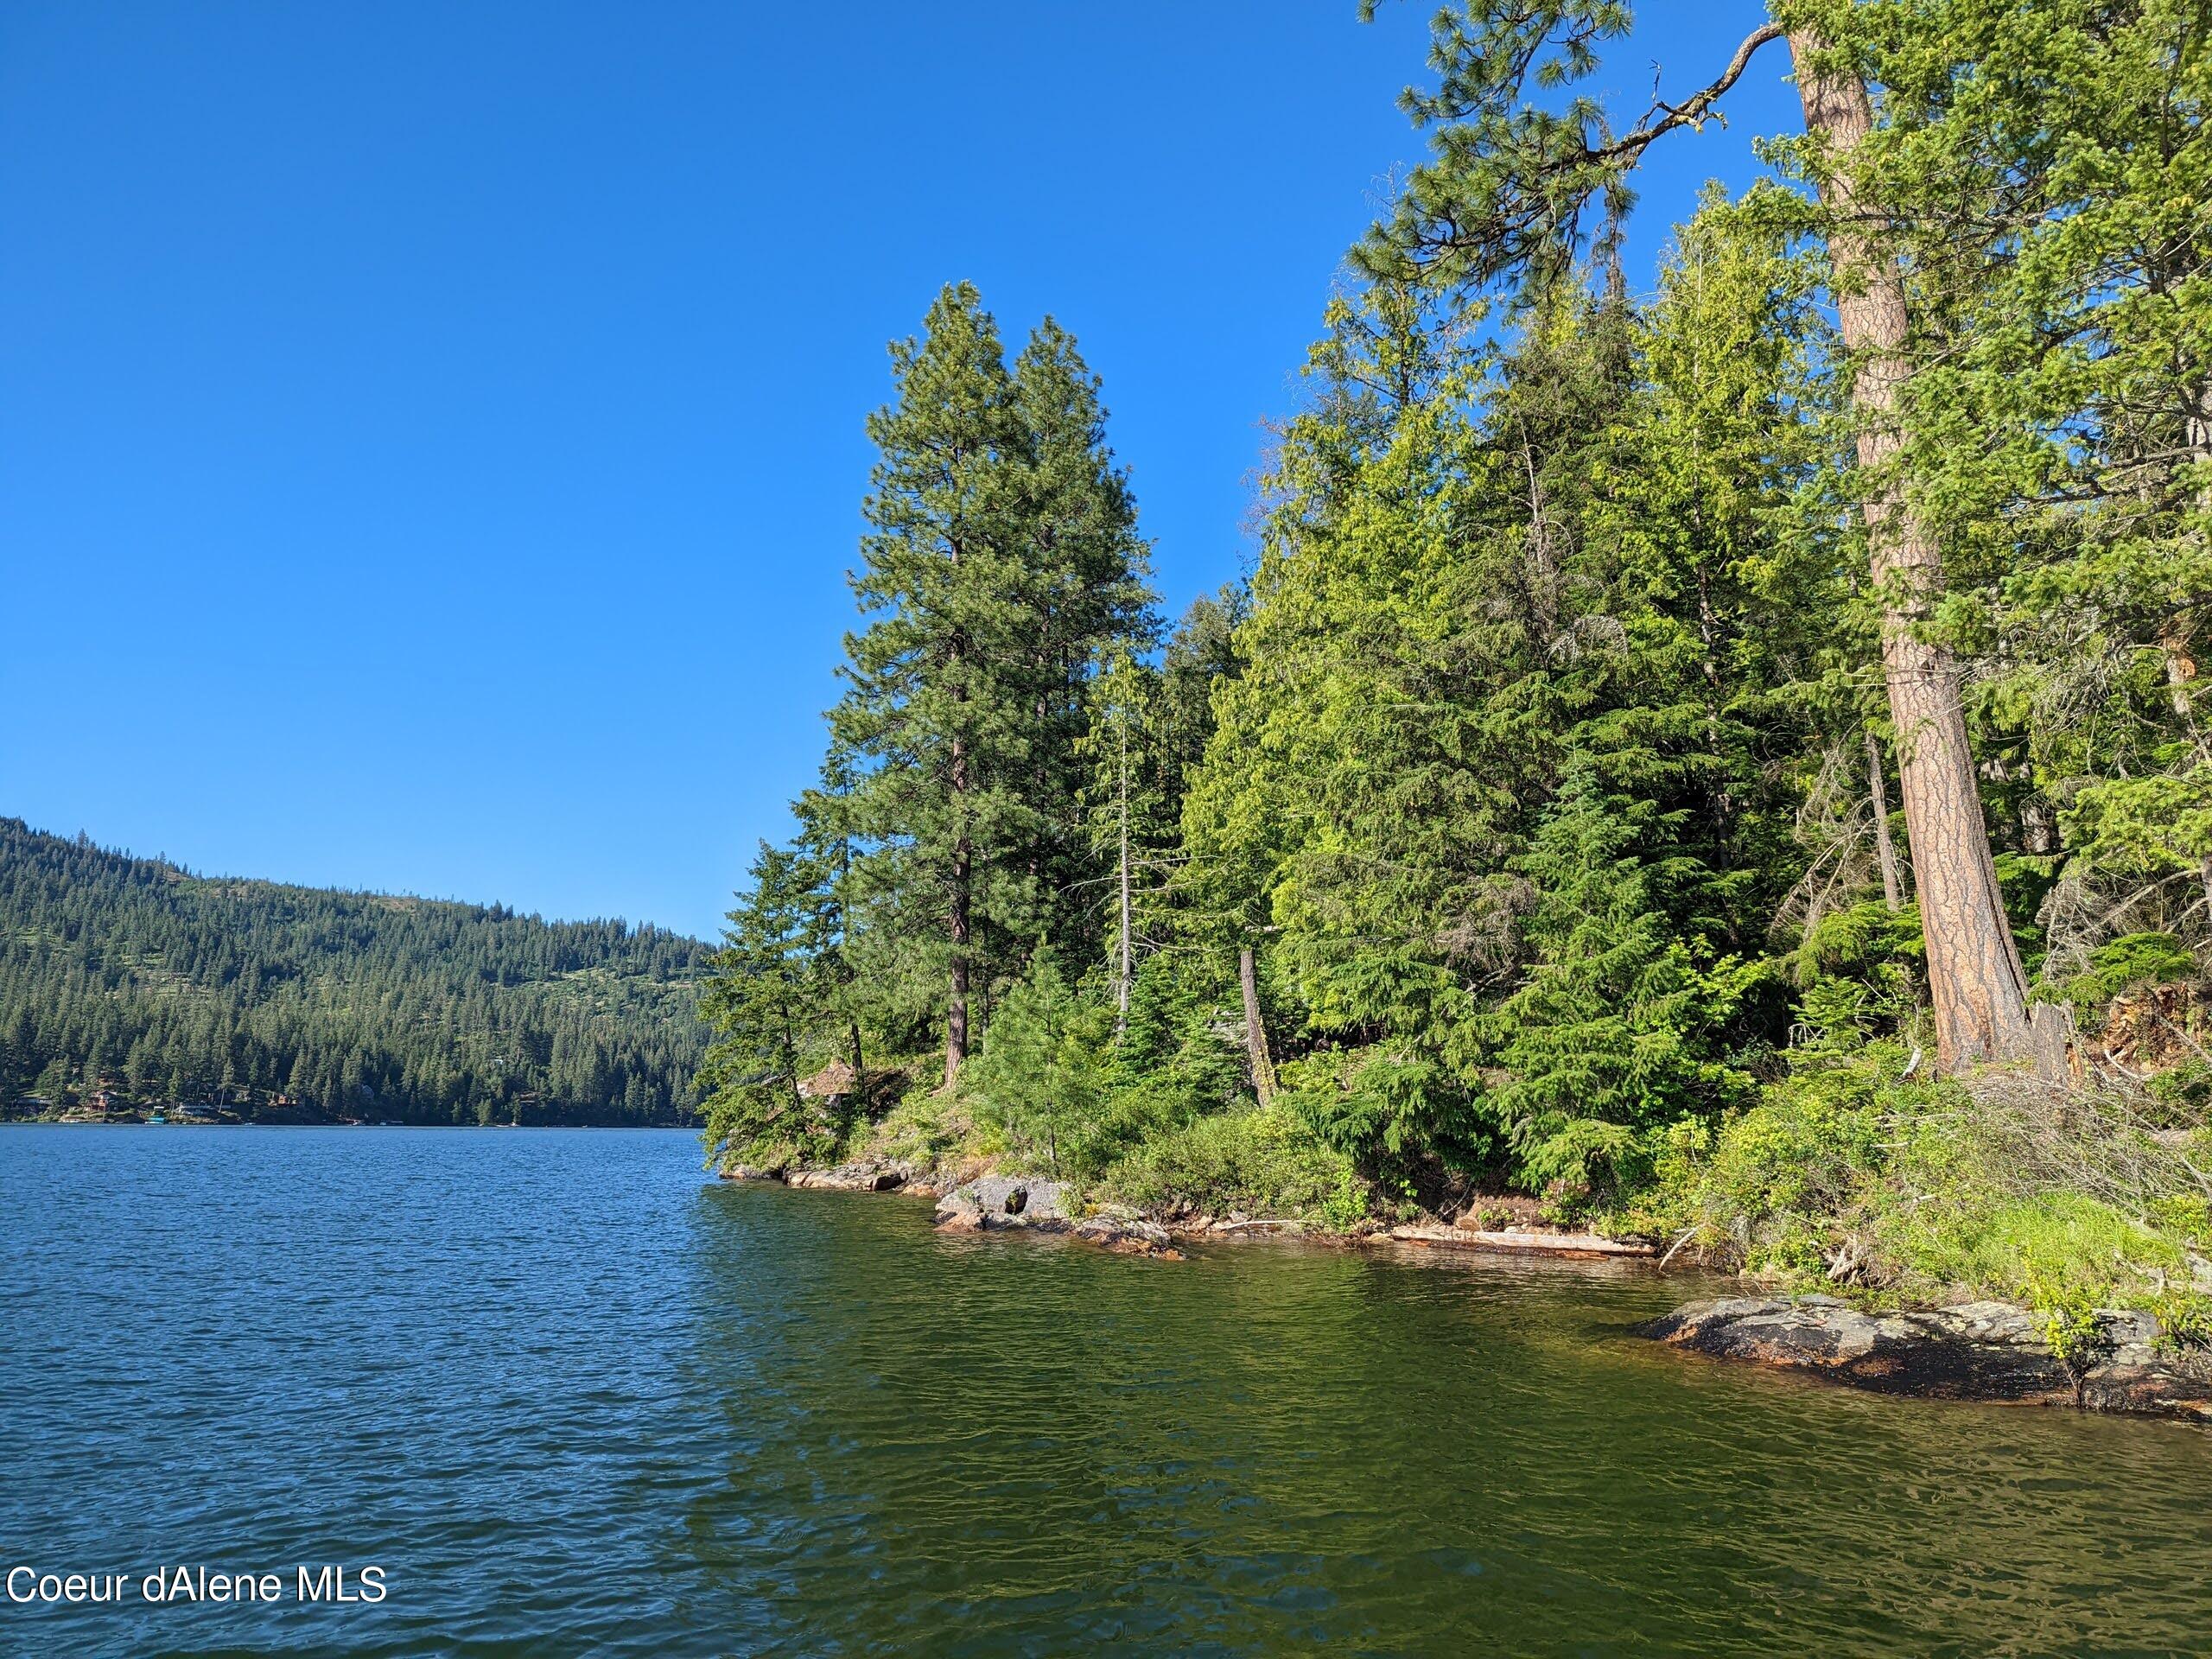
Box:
[1, 2, 1801, 940]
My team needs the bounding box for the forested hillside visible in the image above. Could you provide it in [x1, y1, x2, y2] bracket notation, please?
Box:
[0, 818, 708, 1123]
[702, 0, 2211, 1323]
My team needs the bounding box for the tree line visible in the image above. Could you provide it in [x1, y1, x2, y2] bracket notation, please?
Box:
[0, 818, 708, 1123]
[705, 0, 2210, 1239]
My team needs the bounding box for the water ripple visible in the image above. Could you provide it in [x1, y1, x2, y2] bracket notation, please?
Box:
[3, 1128, 2209, 1657]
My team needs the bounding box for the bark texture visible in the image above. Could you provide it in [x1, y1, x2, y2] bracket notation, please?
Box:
[1791, 36, 2042, 1073]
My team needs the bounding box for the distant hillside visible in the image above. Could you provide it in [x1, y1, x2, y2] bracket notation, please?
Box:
[0, 818, 709, 1124]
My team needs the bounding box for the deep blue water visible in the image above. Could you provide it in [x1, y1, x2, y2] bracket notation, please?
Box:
[3, 1126, 2211, 1657]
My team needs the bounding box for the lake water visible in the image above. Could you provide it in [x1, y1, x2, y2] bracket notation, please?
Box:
[3, 1127, 2209, 1656]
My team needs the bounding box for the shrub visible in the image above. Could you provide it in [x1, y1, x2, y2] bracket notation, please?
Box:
[1100, 1105, 1364, 1225]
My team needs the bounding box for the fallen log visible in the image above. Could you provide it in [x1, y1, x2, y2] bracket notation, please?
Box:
[1386, 1224, 1656, 1258]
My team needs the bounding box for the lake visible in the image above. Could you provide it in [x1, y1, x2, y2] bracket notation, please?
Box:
[3, 1127, 2209, 1656]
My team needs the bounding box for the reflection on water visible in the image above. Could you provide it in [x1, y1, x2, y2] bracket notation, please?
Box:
[3, 1127, 2209, 1656]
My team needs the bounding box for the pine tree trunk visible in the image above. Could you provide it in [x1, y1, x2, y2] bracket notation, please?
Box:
[1791, 35, 2038, 1073]
[1239, 944, 1277, 1106]
[1116, 721, 1133, 1033]
[1866, 731, 1904, 912]
[946, 725, 971, 1088]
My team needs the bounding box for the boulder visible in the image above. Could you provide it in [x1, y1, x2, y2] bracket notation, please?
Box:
[718, 1163, 786, 1183]
[933, 1193, 987, 1233]
[1639, 1295, 2212, 1421]
[787, 1162, 906, 1193]
[931, 1176, 1071, 1234]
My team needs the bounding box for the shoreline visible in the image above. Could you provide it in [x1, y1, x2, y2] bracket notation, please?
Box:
[719, 1157, 1655, 1262]
[1, 1117, 702, 1131]
[723, 1159, 2212, 1425]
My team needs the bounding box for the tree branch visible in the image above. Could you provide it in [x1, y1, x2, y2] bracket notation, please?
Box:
[1592, 22, 1786, 165]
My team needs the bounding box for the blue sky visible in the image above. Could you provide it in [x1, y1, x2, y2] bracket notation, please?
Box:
[1, 2, 1802, 940]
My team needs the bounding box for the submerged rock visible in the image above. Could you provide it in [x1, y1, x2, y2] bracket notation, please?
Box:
[1640, 1295, 2212, 1421]
[1073, 1215, 1179, 1256]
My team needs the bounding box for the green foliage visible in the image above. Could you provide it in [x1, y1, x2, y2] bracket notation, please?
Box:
[958, 951, 1118, 1177]
[0, 819, 703, 1124]
[698, 840, 842, 1166]
[811, 282, 1155, 1076]
[2056, 933, 2196, 1023]
[1910, 1194, 2183, 1309]
[1100, 1104, 1365, 1227]
[2145, 1290, 2212, 1358]
[1487, 767, 1759, 1198]
[690, 3, 2212, 1316]
[1670, 1043, 1923, 1278]
[2027, 1275, 2120, 1397]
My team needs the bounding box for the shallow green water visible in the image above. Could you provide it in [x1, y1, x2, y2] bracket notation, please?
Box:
[3, 1128, 2209, 1656]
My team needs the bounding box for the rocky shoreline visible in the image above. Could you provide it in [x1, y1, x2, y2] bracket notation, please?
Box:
[722, 1159, 2212, 1424]
[721, 1159, 1229, 1255]
[1640, 1295, 2212, 1423]
[717, 1157, 1661, 1261]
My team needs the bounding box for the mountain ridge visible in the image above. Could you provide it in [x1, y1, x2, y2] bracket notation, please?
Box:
[0, 817, 709, 1124]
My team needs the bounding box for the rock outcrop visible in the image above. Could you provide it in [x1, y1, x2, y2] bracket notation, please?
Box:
[786, 1162, 908, 1192]
[1640, 1294, 2212, 1421]
[932, 1176, 1070, 1233]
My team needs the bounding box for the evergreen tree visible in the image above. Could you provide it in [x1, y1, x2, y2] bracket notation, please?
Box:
[1353, 0, 2050, 1073]
[1488, 766, 1755, 1194]
[0, 817, 703, 1124]
[1010, 318, 1157, 963]
[825, 282, 1034, 1087]
[817, 284, 1158, 1088]
[697, 841, 828, 1163]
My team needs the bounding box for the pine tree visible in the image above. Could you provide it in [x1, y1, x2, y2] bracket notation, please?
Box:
[1009, 318, 1157, 960]
[823, 283, 1035, 1087]
[816, 286, 1158, 1089]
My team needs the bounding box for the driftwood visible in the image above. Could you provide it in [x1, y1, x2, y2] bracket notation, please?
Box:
[1386, 1225, 1656, 1258]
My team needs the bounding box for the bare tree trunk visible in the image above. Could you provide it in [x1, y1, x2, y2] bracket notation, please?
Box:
[1239, 944, 1277, 1107]
[1791, 36, 2039, 1073]
[1866, 730, 1904, 912]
